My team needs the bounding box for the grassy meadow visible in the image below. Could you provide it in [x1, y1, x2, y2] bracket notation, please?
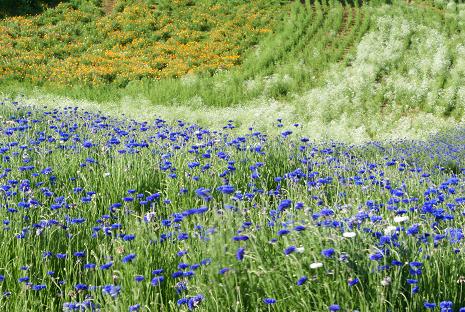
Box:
[1, 0, 465, 311]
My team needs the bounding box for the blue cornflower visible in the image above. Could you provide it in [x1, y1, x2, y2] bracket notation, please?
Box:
[84, 263, 96, 269]
[102, 285, 121, 298]
[75, 284, 88, 291]
[200, 258, 211, 266]
[122, 254, 136, 263]
[187, 294, 204, 310]
[178, 233, 189, 241]
[172, 271, 184, 278]
[369, 252, 384, 261]
[321, 248, 335, 258]
[123, 234, 136, 241]
[219, 267, 230, 275]
[236, 247, 245, 261]
[183, 271, 195, 278]
[284, 246, 296, 255]
[440, 301, 453, 309]
[423, 302, 436, 309]
[134, 275, 145, 282]
[409, 261, 423, 267]
[233, 235, 249, 241]
[217, 185, 235, 194]
[74, 251, 86, 257]
[296, 276, 308, 286]
[177, 250, 188, 257]
[263, 298, 276, 304]
[329, 304, 341, 311]
[277, 229, 290, 236]
[152, 269, 164, 275]
[151, 276, 165, 286]
[129, 304, 140, 311]
[18, 276, 29, 283]
[278, 199, 292, 211]
[348, 277, 359, 286]
[100, 262, 113, 270]
[32, 284, 46, 291]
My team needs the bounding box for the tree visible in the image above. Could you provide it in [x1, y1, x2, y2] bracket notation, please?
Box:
[0, 0, 62, 17]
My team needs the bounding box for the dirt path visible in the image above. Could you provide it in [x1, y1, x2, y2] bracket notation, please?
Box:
[102, 0, 116, 15]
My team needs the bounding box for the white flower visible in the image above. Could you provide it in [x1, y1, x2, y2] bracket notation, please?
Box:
[384, 225, 397, 235]
[381, 276, 392, 286]
[343, 232, 356, 238]
[310, 262, 323, 269]
[394, 216, 409, 223]
[295, 247, 305, 253]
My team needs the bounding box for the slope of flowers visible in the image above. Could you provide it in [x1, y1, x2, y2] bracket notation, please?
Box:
[0, 98, 465, 311]
[0, 0, 284, 86]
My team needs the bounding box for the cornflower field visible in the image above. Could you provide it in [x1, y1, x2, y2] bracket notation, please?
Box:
[2, 0, 465, 311]
[1, 97, 465, 311]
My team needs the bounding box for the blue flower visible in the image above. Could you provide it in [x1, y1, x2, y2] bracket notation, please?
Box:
[18, 276, 29, 283]
[122, 254, 136, 263]
[129, 304, 140, 311]
[219, 267, 230, 275]
[236, 247, 245, 261]
[321, 248, 335, 258]
[284, 246, 296, 255]
[278, 199, 292, 211]
[296, 276, 308, 286]
[100, 262, 113, 270]
[348, 277, 359, 286]
[74, 251, 85, 257]
[84, 263, 96, 269]
[440, 301, 453, 309]
[75, 284, 88, 291]
[187, 294, 204, 310]
[263, 298, 276, 304]
[217, 185, 235, 194]
[32, 284, 46, 291]
[369, 252, 384, 261]
[102, 285, 121, 298]
[329, 304, 341, 311]
[233, 235, 249, 241]
[151, 276, 165, 286]
[152, 269, 164, 275]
